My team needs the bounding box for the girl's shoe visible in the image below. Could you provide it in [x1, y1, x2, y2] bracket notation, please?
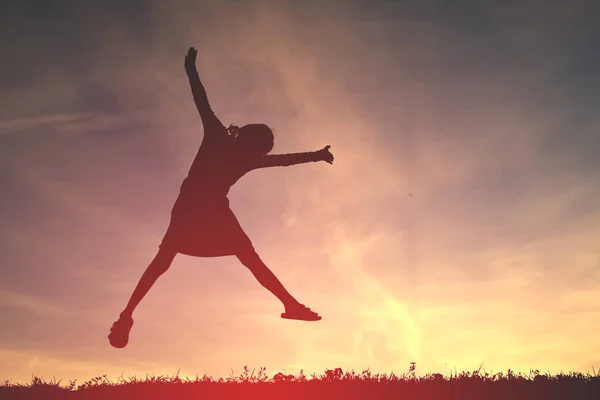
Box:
[108, 314, 134, 348]
[281, 304, 322, 321]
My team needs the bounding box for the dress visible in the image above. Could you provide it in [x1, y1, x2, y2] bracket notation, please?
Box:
[160, 131, 256, 258]
[166, 64, 322, 257]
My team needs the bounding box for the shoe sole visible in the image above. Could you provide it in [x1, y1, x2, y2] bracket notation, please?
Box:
[281, 312, 322, 321]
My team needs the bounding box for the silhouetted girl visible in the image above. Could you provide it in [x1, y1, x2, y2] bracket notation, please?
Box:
[109, 47, 334, 348]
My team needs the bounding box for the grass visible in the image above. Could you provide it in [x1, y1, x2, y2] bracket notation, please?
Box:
[2, 365, 599, 400]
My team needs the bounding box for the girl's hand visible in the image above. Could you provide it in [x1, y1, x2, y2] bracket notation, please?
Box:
[318, 145, 334, 164]
[185, 47, 198, 72]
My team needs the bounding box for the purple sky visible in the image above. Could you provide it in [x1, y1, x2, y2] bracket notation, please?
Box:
[1, 0, 599, 384]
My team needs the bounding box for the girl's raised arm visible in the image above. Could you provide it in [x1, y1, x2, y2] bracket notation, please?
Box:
[253, 146, 334, 169]
[184, 47, 226, 140]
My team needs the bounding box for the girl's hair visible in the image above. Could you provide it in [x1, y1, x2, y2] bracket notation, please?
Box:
[226, 124, 241, 137]
[227, 123, 274, 154]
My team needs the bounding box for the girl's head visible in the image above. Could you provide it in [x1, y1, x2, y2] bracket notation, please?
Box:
[227, 123, 274, 155]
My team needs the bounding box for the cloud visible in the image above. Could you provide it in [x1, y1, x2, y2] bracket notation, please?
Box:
[0, 290, 73, 317]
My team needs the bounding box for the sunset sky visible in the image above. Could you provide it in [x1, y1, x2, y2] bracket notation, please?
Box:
[1, 0, 599, 384]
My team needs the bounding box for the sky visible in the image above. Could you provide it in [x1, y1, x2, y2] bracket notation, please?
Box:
[1, 0, 600, 384]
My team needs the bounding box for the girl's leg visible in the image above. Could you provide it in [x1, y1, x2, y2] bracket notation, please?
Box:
[120, 248, 177, 318]
[236, 250, 300, 310]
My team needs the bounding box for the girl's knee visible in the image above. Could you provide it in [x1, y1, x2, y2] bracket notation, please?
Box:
[149, 250, 176, 273]
[156, 247, 177, 262]
[236, 248, 259, 266]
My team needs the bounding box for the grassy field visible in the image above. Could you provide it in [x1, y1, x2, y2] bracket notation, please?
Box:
[2, 365, 599, 400]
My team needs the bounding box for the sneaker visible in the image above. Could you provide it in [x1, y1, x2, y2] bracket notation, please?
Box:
[108, 314, 134, 348]
[281, 303, 322, 321]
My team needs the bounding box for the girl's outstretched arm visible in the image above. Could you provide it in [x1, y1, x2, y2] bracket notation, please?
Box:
[253, 146, 334, 169]
[184, 47, 226, 139]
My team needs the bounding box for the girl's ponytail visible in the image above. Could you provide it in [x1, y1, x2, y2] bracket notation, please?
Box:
[227, 124, 240, 138]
